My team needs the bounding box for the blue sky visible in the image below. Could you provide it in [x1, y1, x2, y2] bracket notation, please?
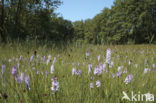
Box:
[55, 0, 115, 22]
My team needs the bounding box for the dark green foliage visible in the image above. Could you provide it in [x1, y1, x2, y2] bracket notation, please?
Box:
[73, 0, 156, 44]
[0, 0, 156, 44]
[0, 0, 74, 44]
[73, 21, 85, 42]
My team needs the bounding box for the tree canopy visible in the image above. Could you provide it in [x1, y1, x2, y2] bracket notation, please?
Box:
[73, 0, 156, 44]
[0, 0, 156, 44]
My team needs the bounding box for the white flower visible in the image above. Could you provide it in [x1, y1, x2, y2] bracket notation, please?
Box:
[30, 55, 34, 62]
[135, 64, 138, 68]
[96, 80, 101, 87]
[77, 69, 82, 76]
[94, 66, 99, 75]
[51, 64, 54, 74]
[51, 82, 59, 91]
[20, 56, 22, 61]
[86, 51, 90, 57]
[20, 72, 24, 81]
[17, 63, 20, 69]
[110, 61, 114, 66]
[72, 67, 82, 76]
[99, 64, 105, 73]
[111, 73, 115, 78]
[47, 55, 52, 65]
[106, 48, 111, 65]
[47, 60, 50, 65]
[97, 55, 100, 62]
[102, 63, 106, 71]
[72, 67, 77, 75]
[124, 74, 133, 84]
[53, 57, 56, 64]
[152, 64, 155, 69]
[9, 59, 12, 62]
[90, 82, 94, 88]
[118, 66, 122, 71]
[43, 56, 46, 63]
[94, 66, 103, 75]
[144, 68, 149, 74]
[51, 77, 59, 93]
[128, 60, 132, 65]
[88, 64, 92, 74]
[48, 55, 52, 60]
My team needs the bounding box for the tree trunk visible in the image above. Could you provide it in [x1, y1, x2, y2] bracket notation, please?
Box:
[0, 0, 5, 42]
[14, 0, 22, 38]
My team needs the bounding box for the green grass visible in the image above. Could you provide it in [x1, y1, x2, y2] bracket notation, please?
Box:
[0, 44, 156, 103]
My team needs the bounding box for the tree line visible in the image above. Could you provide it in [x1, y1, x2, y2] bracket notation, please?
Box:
[0, 0, 74, 44]
[0, 0, 156, 44]
[73, 0, 156, 44]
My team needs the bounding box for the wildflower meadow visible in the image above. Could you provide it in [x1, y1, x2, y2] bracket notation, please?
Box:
[0, 44, 155, 103]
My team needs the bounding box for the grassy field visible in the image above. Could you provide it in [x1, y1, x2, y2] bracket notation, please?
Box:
[0, 44, 156, 103]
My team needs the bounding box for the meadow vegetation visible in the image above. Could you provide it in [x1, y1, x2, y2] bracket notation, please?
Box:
[0, 44, 155, 103]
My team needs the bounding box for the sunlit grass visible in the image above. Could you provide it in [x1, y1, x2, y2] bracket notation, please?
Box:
[0, 44, 156, 103]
